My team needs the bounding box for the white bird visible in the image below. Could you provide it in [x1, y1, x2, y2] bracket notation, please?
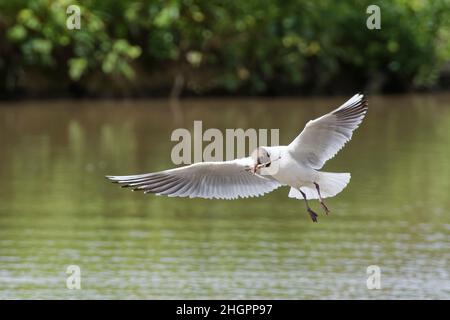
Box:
[107, 94, 368, 222]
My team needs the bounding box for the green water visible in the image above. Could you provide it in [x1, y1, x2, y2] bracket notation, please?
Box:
[0, 94, 449, 299]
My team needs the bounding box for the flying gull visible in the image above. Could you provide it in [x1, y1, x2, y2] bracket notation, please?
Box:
[106, 94, 368, 222]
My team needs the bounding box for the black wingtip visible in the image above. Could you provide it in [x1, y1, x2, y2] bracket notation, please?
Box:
[354, 93, 369, 109]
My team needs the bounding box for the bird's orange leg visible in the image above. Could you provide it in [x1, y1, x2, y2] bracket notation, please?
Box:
[314, 182, 330, 215]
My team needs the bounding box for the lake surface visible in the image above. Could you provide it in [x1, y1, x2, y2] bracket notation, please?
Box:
[0, 94, 449, 299]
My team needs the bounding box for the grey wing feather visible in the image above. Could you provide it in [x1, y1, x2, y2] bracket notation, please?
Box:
[106, 157, 281, 200]
[288, 93, 368, 169]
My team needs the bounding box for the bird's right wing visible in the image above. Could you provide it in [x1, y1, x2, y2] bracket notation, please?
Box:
[106, 157, 282, 200]
[288, 93, 368, 169]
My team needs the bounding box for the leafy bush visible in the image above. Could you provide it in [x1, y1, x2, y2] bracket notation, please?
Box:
[0, 0, 448, 97]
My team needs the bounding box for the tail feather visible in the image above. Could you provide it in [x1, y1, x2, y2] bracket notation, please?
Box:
[288, 172, 351, 200]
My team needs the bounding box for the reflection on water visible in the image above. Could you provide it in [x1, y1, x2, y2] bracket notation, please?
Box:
[0, 94, 449, 299]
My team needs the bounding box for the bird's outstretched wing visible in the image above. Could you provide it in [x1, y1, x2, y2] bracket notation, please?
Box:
[106, 157, 281, 200]
[288, 93, 368, 169]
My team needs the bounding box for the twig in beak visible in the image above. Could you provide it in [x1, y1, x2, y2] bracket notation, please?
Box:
[252, 156, 282, 173]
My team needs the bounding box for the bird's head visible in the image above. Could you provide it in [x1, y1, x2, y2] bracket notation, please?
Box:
[251, 147, 272, 174]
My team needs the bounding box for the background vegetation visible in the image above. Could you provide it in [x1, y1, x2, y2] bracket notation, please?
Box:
[0, 0, 449, 98]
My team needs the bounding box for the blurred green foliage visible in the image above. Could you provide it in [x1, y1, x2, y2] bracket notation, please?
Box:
[0, 0, 449, 97]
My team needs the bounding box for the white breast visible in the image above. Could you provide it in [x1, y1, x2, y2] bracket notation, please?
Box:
[260, 147, 318, 188]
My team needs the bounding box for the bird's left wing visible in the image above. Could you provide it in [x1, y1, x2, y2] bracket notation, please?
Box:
[106, 157, 282, 200]
[287, 93, 368, 169]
